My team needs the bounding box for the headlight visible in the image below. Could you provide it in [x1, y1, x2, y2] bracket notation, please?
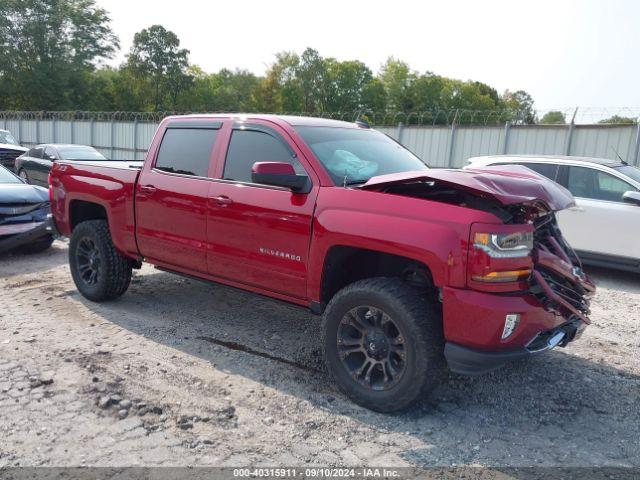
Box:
[473, 231, 533, 258]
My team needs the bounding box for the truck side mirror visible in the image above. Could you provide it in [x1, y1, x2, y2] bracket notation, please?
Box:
[251, 162, 310, 193]
[622, 190, 640, 206]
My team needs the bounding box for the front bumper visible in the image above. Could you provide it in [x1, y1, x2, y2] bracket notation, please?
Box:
[0, 216, 53, 253]
[445, 318, 585, 375]
[441, 281, 591, 375]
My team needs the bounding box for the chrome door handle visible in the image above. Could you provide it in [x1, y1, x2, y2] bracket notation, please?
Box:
[213, 195, 233, 206]
[139, 185, 157, 195]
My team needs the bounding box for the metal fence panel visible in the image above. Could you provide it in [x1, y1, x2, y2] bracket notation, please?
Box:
[2, 114, 639, 167]
[452, 126, 505, 168]
[507, 126, 569, 156]
[73, 121, 92, 146]
[570, 125, 637, 161]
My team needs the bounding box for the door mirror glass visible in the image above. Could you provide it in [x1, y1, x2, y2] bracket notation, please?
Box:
[251, 162, 310, 193]
[622, 190, 640, 206]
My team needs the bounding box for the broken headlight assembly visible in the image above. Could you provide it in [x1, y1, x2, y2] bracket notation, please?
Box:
[468, 227, 534, 288]
[473, 231, 533, 258]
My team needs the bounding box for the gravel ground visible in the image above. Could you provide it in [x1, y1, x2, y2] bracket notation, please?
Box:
[0, 240, 638, 467]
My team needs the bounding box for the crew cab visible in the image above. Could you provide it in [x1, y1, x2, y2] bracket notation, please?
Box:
[50, 115, 595, 412]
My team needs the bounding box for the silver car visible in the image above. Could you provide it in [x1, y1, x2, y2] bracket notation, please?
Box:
[15, 144, 107, 187]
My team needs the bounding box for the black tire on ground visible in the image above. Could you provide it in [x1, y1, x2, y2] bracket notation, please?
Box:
[69, 219, 133, 302]
[18, 169, 30, 183]
[16, 234, 54, 254]
[322, 277, 445, 412]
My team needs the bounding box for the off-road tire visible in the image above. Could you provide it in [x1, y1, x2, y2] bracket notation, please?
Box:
[69, 220, 133, 302]
[322, 277, 445, 412]
[16, 234, 54, 254]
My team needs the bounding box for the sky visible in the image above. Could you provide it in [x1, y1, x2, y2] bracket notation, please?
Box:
[98, 0, 640, 115]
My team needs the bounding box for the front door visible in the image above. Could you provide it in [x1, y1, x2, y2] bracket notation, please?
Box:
[206, 122, 318, 299]
[135, 124, 221, 273]
[556, 165, 640, 259]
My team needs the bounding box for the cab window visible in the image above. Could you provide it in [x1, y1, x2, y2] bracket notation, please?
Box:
[155, 128, 218, 177]
[223, 129, 305, 183]
[566, 166, 637, 202]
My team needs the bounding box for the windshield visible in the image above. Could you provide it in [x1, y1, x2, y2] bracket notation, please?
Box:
[0, 166, 20, 184]
[59, 146, 106, 161]
[295, 126, 427, 185]
[0, 131, 19, 146]
[615, 165, 640, 184]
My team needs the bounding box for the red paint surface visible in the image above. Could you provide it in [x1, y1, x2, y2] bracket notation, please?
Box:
[50, 114, 590, 353]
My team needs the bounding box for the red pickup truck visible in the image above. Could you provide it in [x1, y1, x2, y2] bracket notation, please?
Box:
[50, 115, 595, 412]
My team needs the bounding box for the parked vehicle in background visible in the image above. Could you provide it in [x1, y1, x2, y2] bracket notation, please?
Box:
[467, 155, 640, 272]
[16, 144, 107, 187]
[0, 165, 54, 254]
[50, 115, 595, 412]
[0, 130, 28, 171]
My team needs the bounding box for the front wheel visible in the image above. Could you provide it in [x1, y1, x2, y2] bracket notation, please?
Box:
[69, 219, 133, 302]
[322, 277, 445, 412]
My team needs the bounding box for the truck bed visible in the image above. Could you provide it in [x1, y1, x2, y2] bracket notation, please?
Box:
[50, 160, 142, 258]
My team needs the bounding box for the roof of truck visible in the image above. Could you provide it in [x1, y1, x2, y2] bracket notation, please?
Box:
[165, 113, 360, 129]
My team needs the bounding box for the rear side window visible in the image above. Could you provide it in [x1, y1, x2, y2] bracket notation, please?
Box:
[155, 128, 218, 177]
[567, 166, 637, 202]
[28, 147, 44, 158]
[223, 129, 304, 183]
[519, 162, 559, 181]
[44, 146, 58, 160]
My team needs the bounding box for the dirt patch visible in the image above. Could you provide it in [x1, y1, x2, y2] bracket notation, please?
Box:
[0, 241, 638, 467]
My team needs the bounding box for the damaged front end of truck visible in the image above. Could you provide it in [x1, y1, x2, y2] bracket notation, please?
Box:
[359, 165, 596, 374]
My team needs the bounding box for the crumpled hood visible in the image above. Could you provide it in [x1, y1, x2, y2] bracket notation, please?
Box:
[359, 165, 575, 211]
[0, 183, 49, 204]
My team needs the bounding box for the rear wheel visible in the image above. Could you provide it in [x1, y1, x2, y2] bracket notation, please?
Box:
[69, 220, 133, 302]
[18, 169, 29, 183]
[322, 277, 445, 412]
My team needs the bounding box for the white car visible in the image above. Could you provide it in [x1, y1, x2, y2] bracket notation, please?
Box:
[467, 155, 640, 272]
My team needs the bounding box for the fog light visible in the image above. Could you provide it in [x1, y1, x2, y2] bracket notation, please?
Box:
[502, 314, 520, 340]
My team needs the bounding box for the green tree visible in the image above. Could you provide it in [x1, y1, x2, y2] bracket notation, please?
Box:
[379, 58, 414, 111]
[361, 78, 387, 112]
[599, 115, 637, 124]
[254, 51, 304, 112]
[501, 90, 536, 124]
[125, 25, 191, 111]
[539, 110, 567, 124]
[0, 0, 118, 109]
[296, 48, 327, 112]
[323, 60, 374, 112]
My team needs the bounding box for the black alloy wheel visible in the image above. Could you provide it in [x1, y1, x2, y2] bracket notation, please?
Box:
[337, 306, 407, 391]
[76, 237, 102, 286]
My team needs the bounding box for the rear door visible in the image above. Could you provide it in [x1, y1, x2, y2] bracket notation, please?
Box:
[206, 121, 318, 299]
[556, 164, 640, 258]
[135, 121, 222, 273]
